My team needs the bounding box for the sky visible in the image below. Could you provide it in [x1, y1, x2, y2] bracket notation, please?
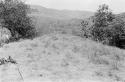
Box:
[26, 0, 125, 13]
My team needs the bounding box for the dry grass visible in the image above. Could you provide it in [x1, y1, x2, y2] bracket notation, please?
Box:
[0, 33, 125, 82]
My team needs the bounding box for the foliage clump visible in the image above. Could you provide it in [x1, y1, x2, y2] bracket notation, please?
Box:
[81, 4, 125, 48]
[0, 0, 37, 41]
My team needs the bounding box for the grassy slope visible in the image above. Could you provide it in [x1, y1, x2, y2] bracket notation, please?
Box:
[0, 33, 125, 82]
[31, 15, 83, 36]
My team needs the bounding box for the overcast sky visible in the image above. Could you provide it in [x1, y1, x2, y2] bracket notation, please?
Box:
[26, 0, 125, 13]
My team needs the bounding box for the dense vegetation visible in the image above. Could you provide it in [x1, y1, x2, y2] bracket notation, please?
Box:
[81, 4, 125, 48]
[0, 0, 36, 41]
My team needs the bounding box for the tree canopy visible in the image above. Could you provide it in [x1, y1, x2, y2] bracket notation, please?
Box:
[0, 0, 36, 41]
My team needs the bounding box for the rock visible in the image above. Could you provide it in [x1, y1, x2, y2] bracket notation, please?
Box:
[0, 27, 11, 44]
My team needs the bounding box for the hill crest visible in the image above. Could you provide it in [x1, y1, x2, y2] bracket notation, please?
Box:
[30, 5, 94, 19]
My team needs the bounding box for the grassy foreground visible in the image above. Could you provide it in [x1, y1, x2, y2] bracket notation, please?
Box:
[0, 33, 125, 82]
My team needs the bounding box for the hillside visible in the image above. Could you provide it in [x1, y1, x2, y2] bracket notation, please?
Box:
[117, 13, 125, 22]
[29, 5, 94, 36]
[0, 33, 125, 82]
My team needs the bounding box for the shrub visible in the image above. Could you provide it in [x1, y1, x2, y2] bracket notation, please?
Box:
[81, 17, 94, 38]
[91, 4, 115, 42]
[0, 0, 37, 41]
[81, 4, 125, 48]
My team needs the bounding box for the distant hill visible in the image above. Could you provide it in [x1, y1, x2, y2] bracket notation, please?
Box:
[30, 5, 94, 20]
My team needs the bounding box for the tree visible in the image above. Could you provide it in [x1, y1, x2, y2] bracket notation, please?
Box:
[94, 4, 115, 27]
[81, 4, 125, 48]
[0, 0, 36, 41]
[91, 4, 115, 42]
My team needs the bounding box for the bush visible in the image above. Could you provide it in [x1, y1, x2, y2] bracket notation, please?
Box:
[91, 4, 115, 42]
[81, 4, 125, 48]
[0, 0, 37, 41]
[81, 17, 94, 38]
